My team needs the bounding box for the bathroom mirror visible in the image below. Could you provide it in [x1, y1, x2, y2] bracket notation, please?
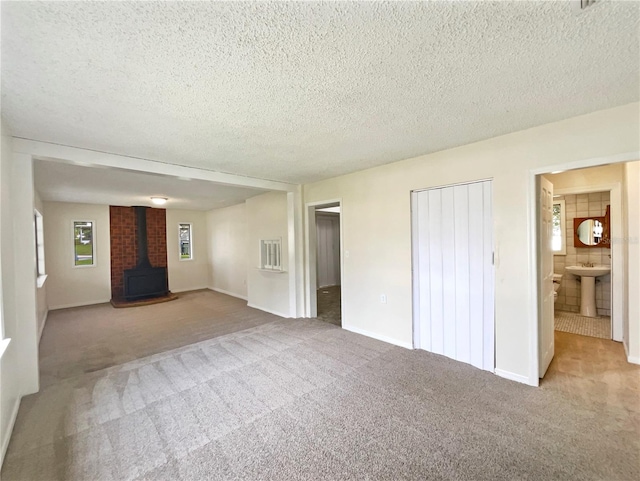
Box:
[576, 219, 604, 246]
[573, 205, 610, 248]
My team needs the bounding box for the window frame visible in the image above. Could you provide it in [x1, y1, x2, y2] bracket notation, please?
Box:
[178, 223, 193, 261]
[259, 238, 283, 271]
[552, 199, 567, 256]
[35, 209, 47, 287]
[72, 220, 96, 268]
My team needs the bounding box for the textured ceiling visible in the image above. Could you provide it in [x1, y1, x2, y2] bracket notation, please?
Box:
[3, 1, 639, 184]
[34, 160, 268, 211]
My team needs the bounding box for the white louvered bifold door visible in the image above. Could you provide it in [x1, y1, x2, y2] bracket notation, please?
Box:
[413, 181, 494, 372]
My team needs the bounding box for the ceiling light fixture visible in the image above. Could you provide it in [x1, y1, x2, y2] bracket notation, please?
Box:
[150, 197, 168, 205]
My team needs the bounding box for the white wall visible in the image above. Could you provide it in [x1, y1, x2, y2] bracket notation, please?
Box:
[166, 209, 209, 292]
[0, 121, 40, 465]
[43, 202, 111, 309]
[206, 203, 249, 299]
[246, 192, 291, 316]
[43, 204, 218, 306]
[0, 121, 20, 466]
[34, 191, 48, 336]
[303, 102, 640, 384]
[12, 155, 40, 394]
[623, 161, 640, 363]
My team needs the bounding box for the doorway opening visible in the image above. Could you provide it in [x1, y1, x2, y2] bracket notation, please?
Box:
[534, 159, 638, 386]
[305, 201, 342, 326]
[551, 187, 612, 340]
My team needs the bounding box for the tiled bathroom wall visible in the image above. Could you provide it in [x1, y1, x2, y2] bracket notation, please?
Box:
[554, 191, 611, 316]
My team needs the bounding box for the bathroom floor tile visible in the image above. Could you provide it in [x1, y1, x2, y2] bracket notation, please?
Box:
[554, 310, 610, 339]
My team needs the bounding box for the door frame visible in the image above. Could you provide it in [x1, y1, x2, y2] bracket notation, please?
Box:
[528, 151, 638, 385]
[304, 199, 343, 319]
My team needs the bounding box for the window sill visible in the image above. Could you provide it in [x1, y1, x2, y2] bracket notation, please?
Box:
[256, 268, 286, 273]
[36, 274, 48, 288]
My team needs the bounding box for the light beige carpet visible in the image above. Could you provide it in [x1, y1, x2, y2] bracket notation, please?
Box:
[3, 317, 638, 480]
[38, 289, 280, 388]
[555, 310, 611, 339]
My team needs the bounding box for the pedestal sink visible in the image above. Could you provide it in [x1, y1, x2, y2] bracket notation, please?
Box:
[565, 266, 611, 317]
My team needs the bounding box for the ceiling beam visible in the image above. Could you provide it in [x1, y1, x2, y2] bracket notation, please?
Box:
[13, 138, 298, 192]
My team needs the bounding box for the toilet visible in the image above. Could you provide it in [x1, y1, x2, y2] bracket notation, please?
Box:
[553, 274, 563, 302]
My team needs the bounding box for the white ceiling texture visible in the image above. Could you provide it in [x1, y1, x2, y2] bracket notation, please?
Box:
[2, 1, 639, 205]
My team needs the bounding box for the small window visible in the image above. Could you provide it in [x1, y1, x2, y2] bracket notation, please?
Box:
[260, 239, 282, 271]
[179, 223, 192, 260]
[35, 209, 46, 277]
[73, 221, 95, 267]
[552, 199, 566, 255]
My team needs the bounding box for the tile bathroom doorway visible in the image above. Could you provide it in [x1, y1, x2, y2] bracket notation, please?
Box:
[550, 188, 613, 341]
[533, 158, 639, 383]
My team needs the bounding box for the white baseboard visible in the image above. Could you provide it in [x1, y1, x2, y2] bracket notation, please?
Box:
[208, 287, 248, 301]
[0, 397, 21, 468]
[621, 341, 640, 364]
[247, 303, 289, 318]
[342, 324, 413, 349]
[38, 309, 49, 342]
[171, 286, 208, 294]
[49, 299, 111, 310]
[495, 368, 532, 385]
